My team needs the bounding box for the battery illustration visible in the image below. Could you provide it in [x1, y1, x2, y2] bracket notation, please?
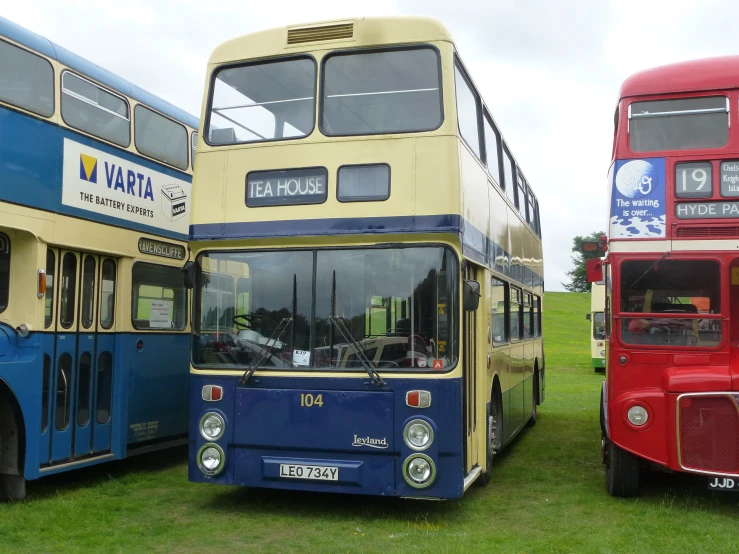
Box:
[161, 184, 187, 221]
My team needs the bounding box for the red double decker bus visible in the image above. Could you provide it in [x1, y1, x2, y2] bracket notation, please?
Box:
[595, 56, 739, 497]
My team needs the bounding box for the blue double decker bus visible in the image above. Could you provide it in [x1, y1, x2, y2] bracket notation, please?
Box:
[186, 17, 544, 499]
[0, 17, 198, 500]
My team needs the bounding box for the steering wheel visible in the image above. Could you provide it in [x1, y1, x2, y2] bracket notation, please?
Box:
[379, 360, 400, 368]
[232, 314, 263, 330]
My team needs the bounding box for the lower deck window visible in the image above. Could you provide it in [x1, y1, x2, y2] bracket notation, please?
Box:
[131, 263, 187, 330]
[619, 259, 721, 347]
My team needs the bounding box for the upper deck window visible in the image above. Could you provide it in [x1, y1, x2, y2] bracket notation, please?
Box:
[134, 105, 188, 170]
[454, 64, 480, 158]
[321, 47, 442, 136]
[61, 72, 130, 147]
[629, 96, 728, 153]
[207, 57, 315, 145]
[0, 39, 54, 117]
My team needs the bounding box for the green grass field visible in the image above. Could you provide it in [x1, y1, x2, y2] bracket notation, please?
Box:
[2, 292, 738, 552]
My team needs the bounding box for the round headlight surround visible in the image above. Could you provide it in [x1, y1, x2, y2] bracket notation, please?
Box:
[403, 453, 436, 488]
[198, 443, 226, 476]
[627, 405, 649, 427]
[403, 419, 434, 451]
[200, 412, 225, 441]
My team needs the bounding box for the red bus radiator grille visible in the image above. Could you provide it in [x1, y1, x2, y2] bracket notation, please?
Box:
[675, 225, 739, 238]
[678, 395, 739, 474]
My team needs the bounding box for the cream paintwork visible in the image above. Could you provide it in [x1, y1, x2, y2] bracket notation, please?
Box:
[191, 16, 544, 481]
[591, 282, 606, 366]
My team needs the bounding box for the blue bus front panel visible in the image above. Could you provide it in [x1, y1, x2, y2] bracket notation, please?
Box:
[188, 374, 464, 499]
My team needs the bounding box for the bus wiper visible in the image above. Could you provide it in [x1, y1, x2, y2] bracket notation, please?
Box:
[240, 317, 292, 385]
[330, 316, 385, 387]
[241, 273, 297, 385]
[328, 269, 384, 386]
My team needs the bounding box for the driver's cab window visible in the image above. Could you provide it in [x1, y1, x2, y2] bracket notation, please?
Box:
[619, 259, 720, 346]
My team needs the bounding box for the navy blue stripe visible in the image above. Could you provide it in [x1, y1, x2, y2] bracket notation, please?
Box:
[190, 215, 543, 289]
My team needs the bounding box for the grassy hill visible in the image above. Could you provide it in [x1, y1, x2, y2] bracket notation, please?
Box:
[2, 292, 739, 553]
[544, 291, 592, 369]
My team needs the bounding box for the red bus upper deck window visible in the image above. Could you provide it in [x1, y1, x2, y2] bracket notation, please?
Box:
[629, 96, 728, 153]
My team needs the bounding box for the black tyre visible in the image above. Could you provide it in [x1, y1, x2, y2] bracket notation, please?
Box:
[605, 440, 640, 498]
[479, 390, 503, 486]
[526, 375, 538, 428]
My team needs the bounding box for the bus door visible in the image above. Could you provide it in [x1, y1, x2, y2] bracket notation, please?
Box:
[463, 265, 479, 472]
[730, 259, 739, 382]
[92, 257, 116, 453]
[49, 250, 80, 462]
[72, 253, 99, 457]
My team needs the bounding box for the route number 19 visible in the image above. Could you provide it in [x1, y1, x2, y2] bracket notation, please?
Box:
[300, 393, 324, 407]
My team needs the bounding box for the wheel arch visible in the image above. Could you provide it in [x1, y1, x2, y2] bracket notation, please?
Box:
[0, 377, 26, 478]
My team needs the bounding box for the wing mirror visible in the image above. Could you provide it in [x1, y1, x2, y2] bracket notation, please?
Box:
[463, 280, 480, 312]
[182, 261, 196, 289]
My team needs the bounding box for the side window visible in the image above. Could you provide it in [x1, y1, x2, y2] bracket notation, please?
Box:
[502, 145, 516, 205]
[201, 273, 235, 330]
[516, 171, 526, 212]
[61, 72, 130, 147]
[80, 255, 96, 329]
[236, 276, 250, 316]
[0, 233, 9, 313]
[131, 263, 187, 330]
[483, 113, 501, 186]
[534, 295, 542, 337]
[59, 253, 77, 329]
[535, 198, 543, 238]
[100, 258, 116, 329]
[191, 132, 198, 168]
[134, 105, 188, 170]
[491, 277, 509, 344]
[44, 249, 55, 328]
[510, 287, 523, 341]
[0, 40, 53, 117]
[524, 292, 533, 339]
[528, 194, 537, 232]
[454, 63, 481, 158]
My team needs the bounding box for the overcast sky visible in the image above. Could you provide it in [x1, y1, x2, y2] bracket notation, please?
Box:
[6, 0, 739, 290]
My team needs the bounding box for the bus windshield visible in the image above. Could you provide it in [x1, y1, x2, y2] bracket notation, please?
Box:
[321, 47, 442, 136]
[193, 246, 459, 371]
[619, 259, 721, 346]
[629, 96, 728, 153]
[207, 57, 316, 145]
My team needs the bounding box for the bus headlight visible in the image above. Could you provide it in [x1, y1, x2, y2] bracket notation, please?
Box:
[198, 443, 225, 476]
[403, 454, 436, 488]
[601, 349, 606, 357]
[404, 419, 434, 451]
[200, 412, 225, 441]
[627, 405, 648, 426]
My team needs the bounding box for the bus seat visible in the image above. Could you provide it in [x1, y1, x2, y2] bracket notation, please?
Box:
[393, 318, 411, 336]
[211, 128, 236, 144]
[652, 302, 698, 313]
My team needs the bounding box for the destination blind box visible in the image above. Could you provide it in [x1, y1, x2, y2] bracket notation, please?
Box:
[161, 184, 187, 221]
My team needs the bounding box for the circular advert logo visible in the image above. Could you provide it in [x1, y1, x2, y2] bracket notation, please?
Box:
[615, 160, 657, 199]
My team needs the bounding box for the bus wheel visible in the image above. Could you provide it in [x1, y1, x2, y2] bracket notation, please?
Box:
[526, 374, 538, 428]
[479, 390, 503, 486]
[605, 440, 639, 498]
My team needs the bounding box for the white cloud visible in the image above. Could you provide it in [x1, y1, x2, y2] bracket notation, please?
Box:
[6, 0, 739, 289]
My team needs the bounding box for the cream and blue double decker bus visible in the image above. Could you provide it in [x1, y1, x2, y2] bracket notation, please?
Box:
[0, 17, 197, 500]
[187, 17, 544, 499]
